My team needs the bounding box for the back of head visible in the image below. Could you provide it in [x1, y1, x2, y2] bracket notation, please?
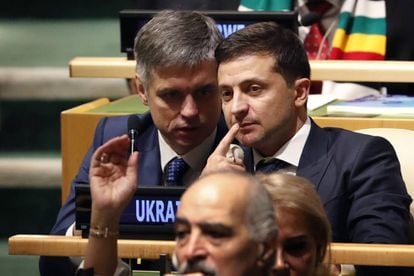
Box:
[134, 10, 222, 88]
[258, 173, 331, 264]
[215, 21, 310, 86]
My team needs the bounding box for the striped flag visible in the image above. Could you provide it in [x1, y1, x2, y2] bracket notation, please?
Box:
[238, 0, 292, 11]
[330, 0, 386, 60]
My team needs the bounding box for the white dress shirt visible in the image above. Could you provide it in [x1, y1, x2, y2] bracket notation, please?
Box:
[253, 117, 311, 175]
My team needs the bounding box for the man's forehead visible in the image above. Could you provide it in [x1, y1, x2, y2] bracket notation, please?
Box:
[152, 60, 217, 78]
[178, 173, 250, 221]
[147, 61, 218, 91]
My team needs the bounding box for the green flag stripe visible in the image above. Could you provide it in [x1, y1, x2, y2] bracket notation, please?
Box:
[239, 0, 292, 11]
[336, 12, 385, 35]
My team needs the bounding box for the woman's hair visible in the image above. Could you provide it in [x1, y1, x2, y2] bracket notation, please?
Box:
[258, 173, 331, 266]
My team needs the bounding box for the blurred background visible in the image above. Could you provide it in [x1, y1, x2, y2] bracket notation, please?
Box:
[0, 1, 136, 274]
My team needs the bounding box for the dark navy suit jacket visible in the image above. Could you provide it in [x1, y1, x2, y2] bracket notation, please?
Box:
[244, 120, 412, 275]
[39, 112, 228, 275]
[245, 120, 411, 244]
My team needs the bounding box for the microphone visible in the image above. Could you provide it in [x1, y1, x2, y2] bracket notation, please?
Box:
[300, 11, 321, 26]
[226, 144, 244, 163]
[128, 115, 141, 155]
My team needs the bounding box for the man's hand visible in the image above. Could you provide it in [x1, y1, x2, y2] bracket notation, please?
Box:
[89, 134, 138, 220]
[202, 124, 245, 175]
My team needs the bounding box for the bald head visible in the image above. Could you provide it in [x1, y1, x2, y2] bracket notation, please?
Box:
[174, 171, 277, 276]
[181, 172, 252, 214]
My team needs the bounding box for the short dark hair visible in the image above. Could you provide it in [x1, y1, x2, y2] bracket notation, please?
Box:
[134, 10, 222, 88]
[215, 22, 310, 86]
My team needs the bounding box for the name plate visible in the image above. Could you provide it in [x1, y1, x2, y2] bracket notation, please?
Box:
[119, 10, 298, 59]
[75, 184, 185, 240]
[122, 197, 180, 224]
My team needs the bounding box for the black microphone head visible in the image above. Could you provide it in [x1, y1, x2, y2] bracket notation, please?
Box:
[128, 115, 141, 133]
[300, 11, 322, 26]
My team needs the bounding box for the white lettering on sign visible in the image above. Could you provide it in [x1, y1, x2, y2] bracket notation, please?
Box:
[217, 24, 246, 38]
[135, 200, 180, 223]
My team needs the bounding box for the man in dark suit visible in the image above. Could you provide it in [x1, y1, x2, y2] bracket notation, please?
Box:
[77, 137, 277, 276]
[204, 22, 412, 275]
[40, 10, 226, 275]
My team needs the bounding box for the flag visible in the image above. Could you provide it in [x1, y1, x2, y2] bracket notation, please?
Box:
[330, 0, 386, 61]
[238, 0, 292, 11]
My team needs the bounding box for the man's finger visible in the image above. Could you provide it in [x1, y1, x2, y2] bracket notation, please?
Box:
[212, 124, 240, 156]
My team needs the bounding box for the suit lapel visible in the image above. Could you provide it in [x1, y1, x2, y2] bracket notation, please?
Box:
[136, 113, 163, 186]
[242, 120, 333, 185]
[297, 120, 333, 189]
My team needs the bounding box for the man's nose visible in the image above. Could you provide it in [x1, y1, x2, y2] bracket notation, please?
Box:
[231, 92, 248, 118]
[181, 95, 199, 118]
[183, 232, 207, 260]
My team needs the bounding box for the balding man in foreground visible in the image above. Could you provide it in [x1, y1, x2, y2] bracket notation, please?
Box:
[79, 135, 277, 276]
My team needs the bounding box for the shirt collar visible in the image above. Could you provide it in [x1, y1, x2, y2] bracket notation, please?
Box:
[253, 117, 311, 168]
[159, 128, 217, 172]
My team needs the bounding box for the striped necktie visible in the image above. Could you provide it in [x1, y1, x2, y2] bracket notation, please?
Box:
[256, 158, 290, 173]
[165, 157, 189, 186]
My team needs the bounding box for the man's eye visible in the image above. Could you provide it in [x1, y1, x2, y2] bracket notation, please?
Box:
[248, 85, 262, 93]
[221, 90, 233, 102]
[197, 86, 217, 97]
[175, 229, 189, 240]
[205, 229, 232, 240]
[160, 90, 180, 101]
[209, 231, 226, 239]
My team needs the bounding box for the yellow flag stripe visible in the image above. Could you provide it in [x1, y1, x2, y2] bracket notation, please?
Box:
[331, 29, 386, 56]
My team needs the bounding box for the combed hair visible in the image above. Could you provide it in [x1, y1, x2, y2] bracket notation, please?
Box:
[245, 174, 279, 243]
[134, 10, 222, 88]
[215, 21, 310, 86]
[258, 173, 331, 265]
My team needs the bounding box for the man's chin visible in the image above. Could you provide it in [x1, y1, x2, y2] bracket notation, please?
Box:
[237, 133, 259, 148]
[174, 134, 206, 149]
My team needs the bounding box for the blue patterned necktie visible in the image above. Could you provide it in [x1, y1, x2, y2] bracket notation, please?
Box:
[165, 157, 189, 186]
[256, 158, 290, 174]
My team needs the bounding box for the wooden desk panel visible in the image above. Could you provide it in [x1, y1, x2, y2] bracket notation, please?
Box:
[60, 97, 414, 203]
[69, 58, 414, 82]
[8, 235, 414, 266]
[313, 117, 414, 131]
[60, 98, 131, 203]
[69, 57, 136, 78]
[8, 235, 175, 260]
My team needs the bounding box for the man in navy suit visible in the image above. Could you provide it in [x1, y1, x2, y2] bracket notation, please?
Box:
[204, 22, 412, 275]
[40, 10, 226, 275]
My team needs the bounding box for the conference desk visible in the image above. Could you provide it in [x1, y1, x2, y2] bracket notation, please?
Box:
[60, 95, 414, 203]
[8, 234, 414, 267]
[69, 58, 414, 83]
[62, 58, 414, 203]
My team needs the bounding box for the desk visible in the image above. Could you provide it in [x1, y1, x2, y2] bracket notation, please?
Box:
[8, 235, 414, 266]
[60, 95, 414, 203]
[69, 58, 414, 82]
[60, 95, 147, 203]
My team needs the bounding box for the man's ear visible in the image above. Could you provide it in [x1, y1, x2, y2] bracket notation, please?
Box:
[293, 77, 310, 108]
[256, 240, 276, 268]
[135, 74, 148, 106]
